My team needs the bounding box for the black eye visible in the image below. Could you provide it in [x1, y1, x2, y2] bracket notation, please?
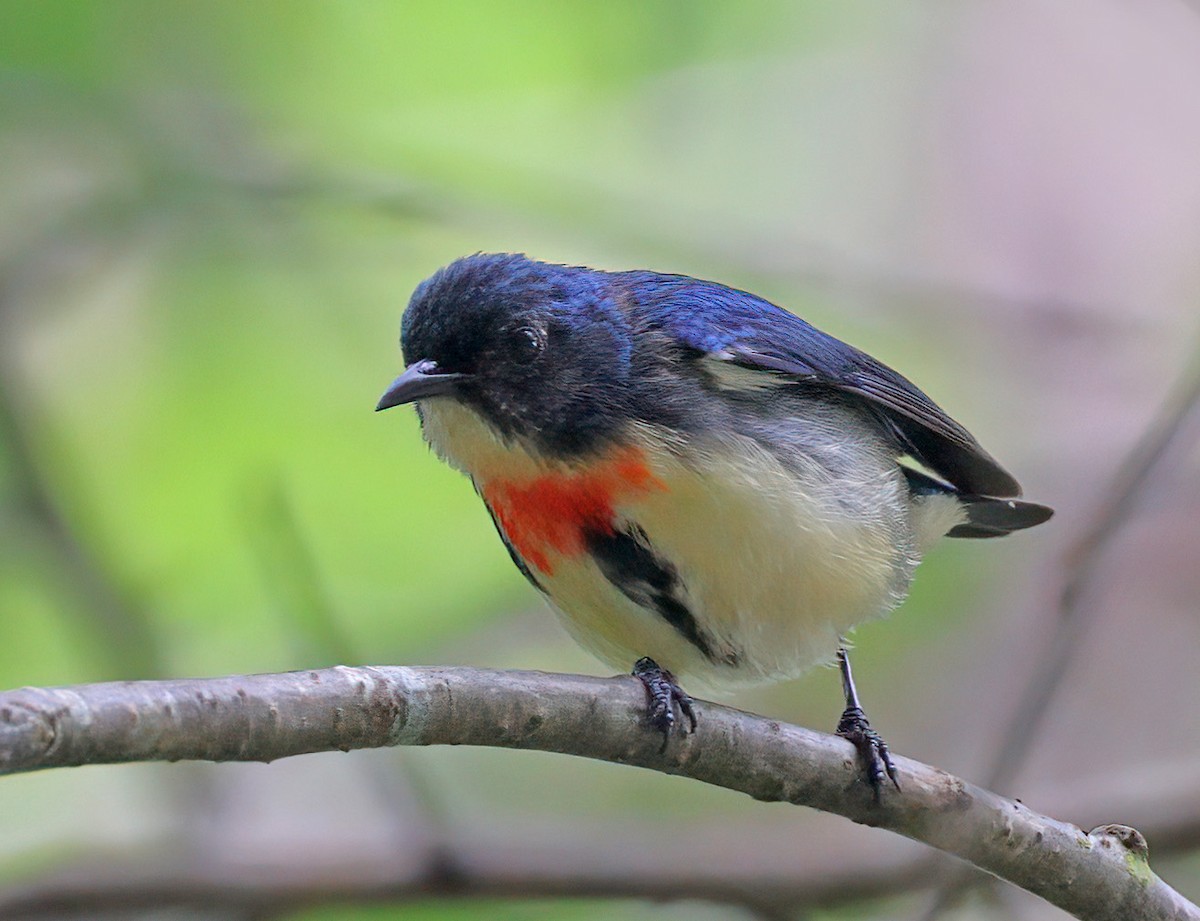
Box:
[509, 325, 546, 363]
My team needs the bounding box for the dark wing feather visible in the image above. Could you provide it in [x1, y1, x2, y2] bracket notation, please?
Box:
[624, 273, 1022, 497]
[726, 344, 1021, 497]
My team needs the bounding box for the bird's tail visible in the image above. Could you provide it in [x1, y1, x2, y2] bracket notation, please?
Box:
[903, 467, 1053, 539]
[948, 494, 1054, 538]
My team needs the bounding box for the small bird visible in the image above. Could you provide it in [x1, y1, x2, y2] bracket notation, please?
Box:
[377, 253, 1052, 795]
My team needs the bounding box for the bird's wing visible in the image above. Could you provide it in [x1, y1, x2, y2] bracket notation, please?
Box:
[638, 277, 1021, 497]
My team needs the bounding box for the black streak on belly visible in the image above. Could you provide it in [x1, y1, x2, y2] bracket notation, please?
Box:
[586, 525, 738, 666]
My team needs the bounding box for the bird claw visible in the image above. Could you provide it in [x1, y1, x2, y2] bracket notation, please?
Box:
[632, 657, 696, 751]
[837, 705, 900, 801]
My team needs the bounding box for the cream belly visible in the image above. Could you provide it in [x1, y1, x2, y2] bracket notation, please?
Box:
[419, 399, 964, 690]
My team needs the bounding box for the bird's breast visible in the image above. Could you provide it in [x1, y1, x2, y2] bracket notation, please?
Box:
[418, 399, 669, 576]
[480, 447, 666, 576]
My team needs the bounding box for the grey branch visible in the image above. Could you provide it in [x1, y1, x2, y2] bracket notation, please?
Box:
[1, 665, 1197, 921]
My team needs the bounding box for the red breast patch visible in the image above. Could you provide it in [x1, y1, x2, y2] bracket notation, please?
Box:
[482, 447, 666, 576]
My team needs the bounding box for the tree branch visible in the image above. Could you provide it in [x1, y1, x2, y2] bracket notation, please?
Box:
[1, 665, 1196, 921]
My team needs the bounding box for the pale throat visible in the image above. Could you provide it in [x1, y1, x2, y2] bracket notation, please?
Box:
[416, 398, 667, 576]
[416, 399, 547, 483]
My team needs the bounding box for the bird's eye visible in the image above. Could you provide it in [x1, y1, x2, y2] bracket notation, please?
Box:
[509, 325, 546, 363]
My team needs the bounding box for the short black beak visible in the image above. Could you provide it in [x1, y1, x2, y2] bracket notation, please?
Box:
[375, 359, 466, 411]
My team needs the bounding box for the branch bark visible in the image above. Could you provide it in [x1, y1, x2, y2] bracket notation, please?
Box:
[1, 665, 1196, 921]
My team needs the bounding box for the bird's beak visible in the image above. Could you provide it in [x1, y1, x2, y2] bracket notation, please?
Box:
[375, 359, 466, 411]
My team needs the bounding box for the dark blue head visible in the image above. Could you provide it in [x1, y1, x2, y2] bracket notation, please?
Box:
[378, 254, 638, 454]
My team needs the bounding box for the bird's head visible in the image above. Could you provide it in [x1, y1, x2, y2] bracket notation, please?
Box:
[377, 254, 636, 455]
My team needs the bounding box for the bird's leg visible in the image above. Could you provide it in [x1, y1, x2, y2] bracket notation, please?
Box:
[632, 657, 696, 751]
[835, 645, 900, 800]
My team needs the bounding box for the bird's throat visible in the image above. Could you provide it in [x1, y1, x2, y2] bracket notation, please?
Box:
[418, 399, 668, 576]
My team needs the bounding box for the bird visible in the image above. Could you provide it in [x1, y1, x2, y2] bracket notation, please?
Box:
[376, 252, 1053, 797]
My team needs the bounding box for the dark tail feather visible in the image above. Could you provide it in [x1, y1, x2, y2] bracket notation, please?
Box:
[903, 466, 1053, 539]
[948, 495, 1054, 538]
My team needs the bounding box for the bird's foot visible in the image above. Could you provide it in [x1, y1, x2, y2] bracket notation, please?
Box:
[632, 657, 696, 751]
[835, 645, 899, 801]
[837, 705, 899, 801]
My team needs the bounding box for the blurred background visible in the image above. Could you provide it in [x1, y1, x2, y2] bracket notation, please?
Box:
[2, 2, 1200, 919]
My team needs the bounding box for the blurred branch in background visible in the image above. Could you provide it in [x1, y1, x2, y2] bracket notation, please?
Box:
[0, 336, 164, 680]
[0, 83, 449, 686]
[244, 475, 358, 667]
[989, 339, 1200, 792]
[7, 754, 1200, 921]
[918, 339, 1200, 919]
[1, 665, 1198, 921]
[242, 474, 456, 874]
[0, 72, 1098, 344]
